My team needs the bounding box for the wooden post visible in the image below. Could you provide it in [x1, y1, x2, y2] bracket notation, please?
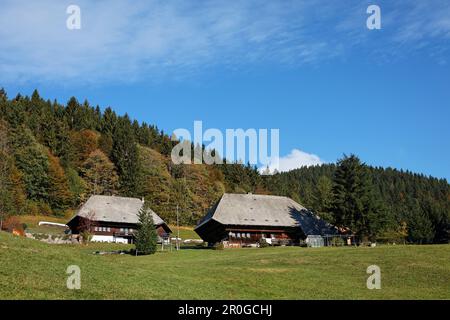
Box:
[176, 204, 180, 251]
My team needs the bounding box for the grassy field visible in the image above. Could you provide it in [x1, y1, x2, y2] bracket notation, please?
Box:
[14, 215, 71, 236]
[168, 225, 201, 239]
[0, 231, 449, 300]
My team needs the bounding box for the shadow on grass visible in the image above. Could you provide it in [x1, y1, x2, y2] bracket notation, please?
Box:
[180, 245, 212, 250]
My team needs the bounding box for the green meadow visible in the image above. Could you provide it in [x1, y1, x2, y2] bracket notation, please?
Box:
[0, 231, 449, 300]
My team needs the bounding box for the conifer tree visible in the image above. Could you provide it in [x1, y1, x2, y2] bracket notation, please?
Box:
[311, 175, 334, 222]
[47, 152, 72, 210]
[112, 117, 141, 196]
[0, 121, 26, 223]
[10, 126, 50, 201]
[407, 204, 435, 244]
[332, 155, 383, 240]
[134, 202, 158, 255]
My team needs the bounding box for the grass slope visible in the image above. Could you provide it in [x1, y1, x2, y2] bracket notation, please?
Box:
[16, 215, 70, 236]
[168, 225, 201, 240]
[0, 231, 449, 300]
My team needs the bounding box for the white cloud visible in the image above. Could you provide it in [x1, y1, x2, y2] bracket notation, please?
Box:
[260, 149, 324, 174]
[0, 0, 329, 85]
[0, 0, 449, 85]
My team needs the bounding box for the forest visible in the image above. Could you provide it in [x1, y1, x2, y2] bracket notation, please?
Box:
[0, 89, 448, 244]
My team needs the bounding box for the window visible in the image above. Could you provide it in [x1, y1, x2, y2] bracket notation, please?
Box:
[107, 227, 111, 232]
[246, 233, 251, 238]
[120, 228, 124, 233]
[237, 233, 241, 238]
[94, 227, 98, 232]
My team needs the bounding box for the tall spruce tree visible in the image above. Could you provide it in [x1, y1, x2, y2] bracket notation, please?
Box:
[311, 175, 334, 223]
[134, 202, 158, 255]
[112, 116, 141, 196]
[0, 120, 26, 222]
[407, 202, 435, 244]
[10, 126, 50, 201]
[332, 155, 384, 241]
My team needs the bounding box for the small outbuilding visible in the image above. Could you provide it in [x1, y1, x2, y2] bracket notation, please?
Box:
[195, 193, 337, 247]
[67, 195, 171, 244]
[306, 235, 325, 248]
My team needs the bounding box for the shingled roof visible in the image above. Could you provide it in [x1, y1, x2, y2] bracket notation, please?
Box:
[196, 193, 337, 236]
[69, 195, 166, 226]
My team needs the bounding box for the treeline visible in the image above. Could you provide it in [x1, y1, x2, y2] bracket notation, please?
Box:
[265, 158, 449, 244]
[0, 89, 448, 243]
[0, 89, 263, 225]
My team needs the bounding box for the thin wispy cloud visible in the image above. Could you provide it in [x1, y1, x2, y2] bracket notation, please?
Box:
[0, 0, 449, 85]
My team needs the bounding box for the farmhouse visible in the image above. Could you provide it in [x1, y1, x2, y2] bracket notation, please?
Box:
[195, 193, 337, 247]
[67, 195, 171, 244]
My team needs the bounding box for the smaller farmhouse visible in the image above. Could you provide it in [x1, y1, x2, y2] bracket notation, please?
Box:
[195, 193, 337, 247]
[67, 195, 171, 244]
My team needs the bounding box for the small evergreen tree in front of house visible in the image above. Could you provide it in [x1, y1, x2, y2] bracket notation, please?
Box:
[134, 202, 158, 255]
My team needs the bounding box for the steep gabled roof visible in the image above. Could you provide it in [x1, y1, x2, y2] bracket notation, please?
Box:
[69, 195, 166, 226]
[196, 193, 337, 236]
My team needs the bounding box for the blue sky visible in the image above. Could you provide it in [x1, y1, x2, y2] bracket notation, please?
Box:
[1, 0, 449, 179]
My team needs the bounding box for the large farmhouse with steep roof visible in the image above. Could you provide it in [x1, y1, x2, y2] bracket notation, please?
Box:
[195, 193, 337, 247]
[67, 195, 171, 244]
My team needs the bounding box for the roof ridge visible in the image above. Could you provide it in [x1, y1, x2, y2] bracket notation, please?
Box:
[223, 193, 288, 198]
[90, 194, 142, 201]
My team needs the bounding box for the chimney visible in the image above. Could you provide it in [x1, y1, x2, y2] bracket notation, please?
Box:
[141, 197, 145, 204]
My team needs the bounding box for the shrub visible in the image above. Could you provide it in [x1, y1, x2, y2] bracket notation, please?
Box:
[212, 242, 224, 250]
[3, 216, 22, 232]
[258, 238, 270, 248]
[25, 201, 40, 215]
[376, 229, 407, 244]
[80, 230, 93, 244]
[330, 237, 345, 246]
[38, 201, 53, 216]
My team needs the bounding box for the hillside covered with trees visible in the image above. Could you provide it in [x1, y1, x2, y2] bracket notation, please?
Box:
[0, 89, 448, 244]
[0, 89, 265, 226]
[265, 157, 449, 244]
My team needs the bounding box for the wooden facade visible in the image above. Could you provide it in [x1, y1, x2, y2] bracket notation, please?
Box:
[195, 193, 337, 247]
[68, 216, 171, 244]
[67, 195, 171, 244]
[196, 222, 304, 247]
